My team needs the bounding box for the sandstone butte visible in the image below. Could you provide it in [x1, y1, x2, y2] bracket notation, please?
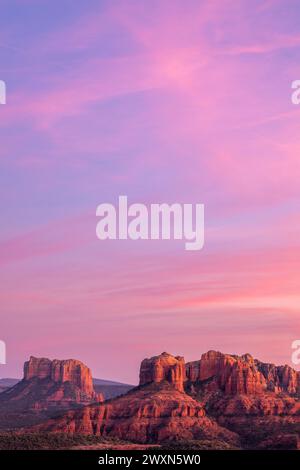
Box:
[33, 351, 300, 449]
[0, 356, 103, 411]
[139, 352, 185, 392]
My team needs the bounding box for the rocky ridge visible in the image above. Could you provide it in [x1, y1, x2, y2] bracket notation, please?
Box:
[2, 350, 300, 449]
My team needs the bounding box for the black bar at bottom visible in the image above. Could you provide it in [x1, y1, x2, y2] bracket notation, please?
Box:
[0, 450, 299, 467]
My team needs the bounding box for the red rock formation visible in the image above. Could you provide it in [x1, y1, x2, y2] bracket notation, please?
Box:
[0, 356, 103, 413]
[255, 361, 300, 395]
[139, 352, 185, 392]
[24, 357, 52, 380]
[185, 350, 300, 396]
[207, 393, 300, 417]
[37, 385, 239, 446]
[4, 350, 300, 449]
[24, 356, 97, 398]
[184, 350, 300, 449]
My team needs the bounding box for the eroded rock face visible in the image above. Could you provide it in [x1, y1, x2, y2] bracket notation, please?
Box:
[24, 356, 97, 398]
[24, 357, 52, 381]
[185, 351, 300, 396]
[207, 393, 300, 417]
[8, 350, 300, 449]
[34, 352, 239, 445]
[255, 361, 300, 395]
[184, 350, 300, 446]
[0, 356, 103, 412]
[139, 352, 185, 392]
[37, 385, 239, 446]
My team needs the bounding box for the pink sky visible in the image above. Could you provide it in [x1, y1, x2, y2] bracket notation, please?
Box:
[0, 0, 300, 383]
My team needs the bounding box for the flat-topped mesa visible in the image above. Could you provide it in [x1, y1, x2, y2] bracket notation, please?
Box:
[23, 356, 102, 403]
[139, 352, 185, 392]
[186, 350, 300, 396]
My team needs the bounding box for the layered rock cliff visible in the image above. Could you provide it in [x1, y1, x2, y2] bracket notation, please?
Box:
[3, 350, 300, 449]
[184, 350, 300, 449]
[24, 356, 97, 399]
[139, 352, 185, 392]
[37, 383, 239, 446]
[185, 350, 300, 396]
[255, 360, 300, 395]
[0, 356, 103, 413]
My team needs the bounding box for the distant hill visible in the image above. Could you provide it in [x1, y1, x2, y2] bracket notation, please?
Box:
[0, 378, 19, 392]
[0, 377, 134, 400]
[93, 378, 134, 387]
[93, 378, 134, 400]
